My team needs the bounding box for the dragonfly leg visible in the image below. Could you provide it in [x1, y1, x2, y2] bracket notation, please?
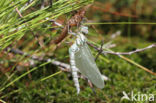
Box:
[88, 80, 96, 95]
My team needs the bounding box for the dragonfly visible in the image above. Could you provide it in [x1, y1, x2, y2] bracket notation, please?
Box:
[69, 25, 105, 94]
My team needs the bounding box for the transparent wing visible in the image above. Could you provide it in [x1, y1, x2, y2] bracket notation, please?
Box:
[75, 43, 104, 88]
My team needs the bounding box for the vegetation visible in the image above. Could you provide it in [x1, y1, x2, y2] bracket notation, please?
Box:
[0, 0, 156, 103]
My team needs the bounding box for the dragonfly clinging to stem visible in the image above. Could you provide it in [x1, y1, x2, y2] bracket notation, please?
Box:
[69, 25, 105, 94]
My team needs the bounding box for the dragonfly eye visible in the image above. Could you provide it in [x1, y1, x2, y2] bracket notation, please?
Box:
[72, 48, 76, 51]
[71, 44, 79, 52]
[72, 48, 79, 53]
[75, 47, 79, 51]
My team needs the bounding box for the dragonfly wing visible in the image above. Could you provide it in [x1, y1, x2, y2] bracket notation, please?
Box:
[75, 43, 104, 88]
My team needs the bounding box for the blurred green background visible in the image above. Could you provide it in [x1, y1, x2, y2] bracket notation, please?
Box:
[0, 0, 156, 103]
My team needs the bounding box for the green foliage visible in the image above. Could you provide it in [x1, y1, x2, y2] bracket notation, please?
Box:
[0, 0, 93, 50]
